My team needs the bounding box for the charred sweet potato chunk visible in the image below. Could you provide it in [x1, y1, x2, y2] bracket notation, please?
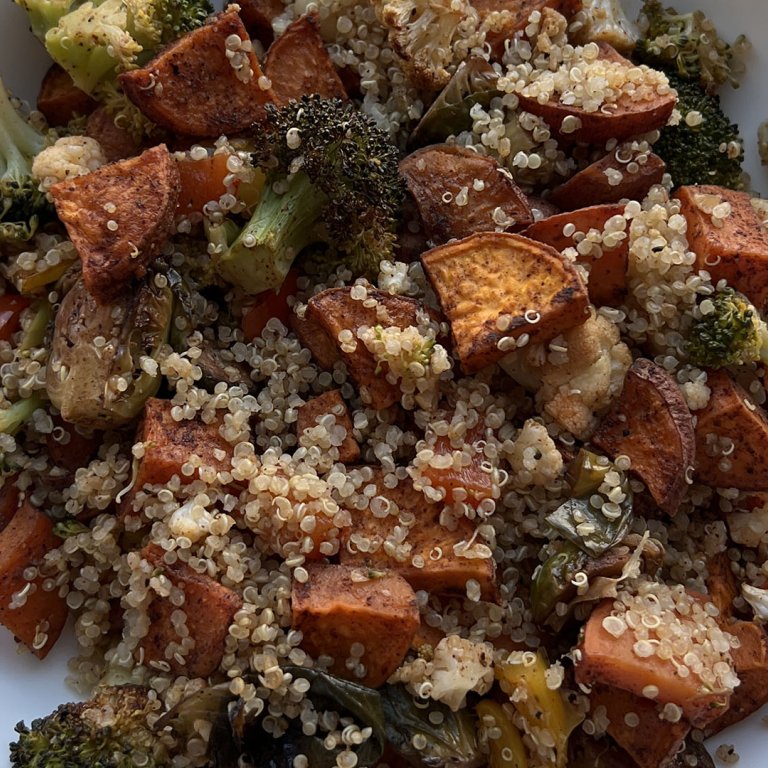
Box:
[522, 203, 628, 307]
[37, 64, 97, 127]
[339, 470, 498, 600]
[292, 563, 419, 687]
[238, 0, 285, 43]
[85, 106, 144, 162]
[50, 144, 179, 304]
[140, 544, 243, 678]
[676, 185, 768, 310]
[693, 369, 768, 491]
[421, 231, 589, 373]
[120, 11, 274, 138]
[399, 145, 532, 243]
[297, 389, 360, 464]
[548, 151, 665, 211]
[264, 14, 347, 105]
[592, 359, 695, 515]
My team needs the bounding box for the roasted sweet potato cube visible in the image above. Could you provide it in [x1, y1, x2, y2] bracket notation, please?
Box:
[133, 398, 235, 491]
[306, 287, 429, 409]
[706, 551, 739, 621]
[289, 312, 342, 370]
[139, 544, 242, 678]
[264, 14, 347, 105]
[522, 203, 628, 307]
[421, 232, 589, 373]
[339, 470, 498, 600]
[399, 145, 532, 244]
[85, 106, 144, 162]
[120, 11, 274, 138]
[516, 44, 676, 144]
[694, 370, 768, 491]
[592, 359, 695, 515]
[676, 185, 768, 310]
[238, 0, 284, 43]
[549, 151, 665, 212]
[50, 144, 179, 304]
[576, 599, 732, 728]
[705, 621, 768, 735]
[292, 563, 419, 687]
[0, 481, 20, 533]
[0, 501, 68, 659]
[589, 685, 690, 768]
[297, 389, 360, 464]
[37, 64, 97, 127]
[473, 0, 582, 60]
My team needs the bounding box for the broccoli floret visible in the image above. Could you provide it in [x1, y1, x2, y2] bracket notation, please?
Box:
[685, 287, 768, 370]
[573, 0, 640, 55]
[636, 0, 748, 91]
[10, 685, 166, 768]
[214, 95, 405, 295]
[652, 74, 744, 190]
[17, 0, 212, 95]
[0, 77, 54, 244]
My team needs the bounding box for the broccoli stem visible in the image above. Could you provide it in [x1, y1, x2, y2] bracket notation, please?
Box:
[0, 79, 47, 169]
[0, 393, 44, 436]
[215, 171, 327, 295]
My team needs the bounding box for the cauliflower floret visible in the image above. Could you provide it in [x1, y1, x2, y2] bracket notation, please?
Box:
[373, 0, 485, 91]
[507, 418, 563, 487]
[528, 312, 632, 440]
[427, 636, 495, 711]
[32, 136, 107, 194]
[571, 0, 640, 54]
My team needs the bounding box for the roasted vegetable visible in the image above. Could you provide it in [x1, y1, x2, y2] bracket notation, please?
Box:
[46, 275, 172, 428]
[572, 0, 640, 54]
[10, 685, 165, 767]
[0, 76, 54, 244]
[685, 287, 768, 369]
[213, 96, 404, 294]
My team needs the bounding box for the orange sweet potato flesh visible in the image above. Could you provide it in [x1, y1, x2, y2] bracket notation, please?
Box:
[140, 544, 243, 678]
[85, 106, 144, 162]
[676, 185, 768, 311]
[590, 685, 690, 768]
[297, 389, 360, 464]
[176, 152, 233, 215]
[0, 501, 68, 659]
[50, 144, 179, 304]
[694, 369, 768, 491]
[592, 358, 695, 515]
[705, 621, 768, 735]
[306, 287, 430, 409]
[522, 203, 628, 307]
[339, 470, 498, 600]
[576, 600, 730, 728]
[133, 398, 234, 491]
[421, 231, 589, 373]
[549, 151, 666, 212]
[399, 145, 533, 243]
[292, 563, 419, 687]
[473, 0, 582, 61]
[37, 64, 97, 127]
[517, 44, 676, 144]
[120, 11, 274, 138]
[264, 14, 347, 105]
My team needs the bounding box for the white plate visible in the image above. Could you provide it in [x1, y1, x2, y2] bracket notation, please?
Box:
[1, 1, 768, 766]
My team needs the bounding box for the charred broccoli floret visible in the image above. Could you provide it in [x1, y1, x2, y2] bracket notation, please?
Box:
[10, 685, 166, 768]
[573, 0, 640, 55]
[0, 77, 54, 244]
[653, 74, 744, 189]
[214, 95, 405, 295]
[685, 287, 768, 370]
[636, 0, 748, 91]
[16, 0, 213, 95]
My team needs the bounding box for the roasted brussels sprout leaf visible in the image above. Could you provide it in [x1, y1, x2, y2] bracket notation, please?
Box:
[409, 58, 500, 147]
[46, 275, 173, 428]
[545, 450, 633, 557]
[381, 684, 483, 768]
[530, 542, 588, 626]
